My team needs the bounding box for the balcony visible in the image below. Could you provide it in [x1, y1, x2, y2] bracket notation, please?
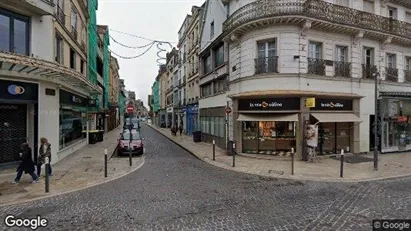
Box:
[362, 64, 378, 79]
[56, 5, 65, 26]
[385, 67, 398, 82]
[308, 58, 325, 76]
[223, 0, 411, 44]
[334, 61, 351, 78]
[81, 41, 86, 51]
[404, 70, 411, 82]
[71, 28, 78, 41]
[0, 0, 54, 15]
[255, 57, 278, 74]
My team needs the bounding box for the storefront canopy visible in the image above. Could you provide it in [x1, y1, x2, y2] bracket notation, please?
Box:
[311, 113, 361, 123]
[237, 113, 298, 122]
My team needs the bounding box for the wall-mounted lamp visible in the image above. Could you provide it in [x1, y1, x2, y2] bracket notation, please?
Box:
[293, 55, 300, 60]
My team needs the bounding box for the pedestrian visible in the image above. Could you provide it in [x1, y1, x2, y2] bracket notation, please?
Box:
[12, 143, 38, 184]
[37, 137, 52, 177]
[178, 123, 183, 136]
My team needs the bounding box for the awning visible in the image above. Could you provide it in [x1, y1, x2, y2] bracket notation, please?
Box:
[311, 113, 361, 123]
[237, 113, 298, 122]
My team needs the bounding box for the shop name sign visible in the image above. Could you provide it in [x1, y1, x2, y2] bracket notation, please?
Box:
[239, 98, 300, 111]
[312, 98, 353, 111]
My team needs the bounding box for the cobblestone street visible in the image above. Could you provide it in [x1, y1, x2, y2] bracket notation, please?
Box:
[1, 124, 410, 230]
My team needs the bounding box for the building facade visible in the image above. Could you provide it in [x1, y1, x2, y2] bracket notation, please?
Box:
[107, 55, 120, 131]
[198, 0, 230, 149]
[158, 64, 168, 127]
[0, 0, 102, 165]
[165, 48, 179, 128]
[221, 0, 411, 158]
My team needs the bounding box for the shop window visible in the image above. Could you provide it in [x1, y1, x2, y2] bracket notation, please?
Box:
[0, 9, 29, 55]
[59, 109, 86, 150]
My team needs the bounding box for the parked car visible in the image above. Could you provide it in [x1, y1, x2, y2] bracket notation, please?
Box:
[117, 129, 144, 156]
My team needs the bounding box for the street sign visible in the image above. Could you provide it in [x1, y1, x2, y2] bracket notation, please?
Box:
[127, 105, 134, 113]
[225, 106, 232, 114]
[305, 98, 315, 108]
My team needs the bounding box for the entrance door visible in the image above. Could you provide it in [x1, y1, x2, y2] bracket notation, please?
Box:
[0, 104, 27, 164]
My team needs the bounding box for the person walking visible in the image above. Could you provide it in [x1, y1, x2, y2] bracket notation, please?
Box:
[12, 143, 38, 184]
[178, 123, 183, 136]
[37, 137, 52, 177]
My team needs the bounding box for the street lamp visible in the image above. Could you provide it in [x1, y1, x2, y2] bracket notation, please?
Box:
[373, 72, 380, 171]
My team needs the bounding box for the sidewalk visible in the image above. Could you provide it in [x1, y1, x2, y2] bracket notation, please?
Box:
[0, 126, 145, 206]
[147, 123, 411, 182]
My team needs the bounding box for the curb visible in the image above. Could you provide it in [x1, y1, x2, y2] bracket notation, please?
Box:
[0, 156, 145, 207]
[148, 124, 411, 183]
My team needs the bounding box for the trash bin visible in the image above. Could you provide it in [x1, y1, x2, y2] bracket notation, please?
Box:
[227, 140, 235, 156]
[89, 132, 97, 144]
[193, 131, 202, 142]
[97, 130, 104, 142]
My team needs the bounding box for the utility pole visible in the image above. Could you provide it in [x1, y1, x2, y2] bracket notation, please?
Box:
[373, 72, 379, 171]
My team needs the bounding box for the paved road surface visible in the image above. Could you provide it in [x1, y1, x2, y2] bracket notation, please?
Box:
[1, 124, 410, 230]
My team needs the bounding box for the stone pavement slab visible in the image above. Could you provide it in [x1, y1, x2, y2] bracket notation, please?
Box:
[147, 123, 411, 182]
[0, 126, 145, 206]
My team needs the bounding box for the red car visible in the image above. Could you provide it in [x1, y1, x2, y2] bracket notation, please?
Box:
[117, 129, 144, 156]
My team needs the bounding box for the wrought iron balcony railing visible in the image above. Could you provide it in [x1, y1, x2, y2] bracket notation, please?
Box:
[362, 64, 378, 79]
[404, 70, 411, 82]
[308, 58, 325, 76]
[56, 5, 65, 25]
[334, 61, 351, 78]
[71, 28, 78, 40]
[223, 0, 411, 40]
[255, 56, 279, 74]
[385, 67, 398, 82]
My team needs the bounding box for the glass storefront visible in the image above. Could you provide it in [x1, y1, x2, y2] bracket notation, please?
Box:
[59, 107, 86, 150]
[242, 121, 296, 155]
[317, 122, 351, 155]
[380, 98, 411, 152]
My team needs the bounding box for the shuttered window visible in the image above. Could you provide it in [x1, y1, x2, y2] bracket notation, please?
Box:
[363, 0, 374, 13]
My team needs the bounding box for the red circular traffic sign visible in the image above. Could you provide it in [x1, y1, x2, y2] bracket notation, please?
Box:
[127, 105, 134, 113]
[225, 107, 232, 114]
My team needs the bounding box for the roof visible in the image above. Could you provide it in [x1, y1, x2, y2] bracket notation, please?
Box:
[228, 90, 363, 99]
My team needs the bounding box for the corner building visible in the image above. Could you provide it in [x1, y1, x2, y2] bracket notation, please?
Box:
[221, 0, 411, 158]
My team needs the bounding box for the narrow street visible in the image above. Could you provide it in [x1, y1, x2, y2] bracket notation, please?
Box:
[1, 124, 410, 230]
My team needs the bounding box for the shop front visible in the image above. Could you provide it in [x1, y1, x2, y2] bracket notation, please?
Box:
[59, 90, 88, 150]
[309, 98, 361, 155]
[0, 79, 38, 165]
[166, 106, 173, 128]
[186, 104, 199, 136]
[379, 92, 411, 153]
[237, 98, 300, 155]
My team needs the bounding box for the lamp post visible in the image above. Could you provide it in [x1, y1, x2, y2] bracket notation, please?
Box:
[373, 72, 379, 171]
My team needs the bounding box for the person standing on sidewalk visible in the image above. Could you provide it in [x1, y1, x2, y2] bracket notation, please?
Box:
[178, 122, 183, 136]
[12, 143, 38, 184]
[37, 137, 52, 177]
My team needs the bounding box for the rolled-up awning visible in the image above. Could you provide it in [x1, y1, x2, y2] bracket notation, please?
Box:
[237, 113, 298, 122]
[311, 113, 361, 123]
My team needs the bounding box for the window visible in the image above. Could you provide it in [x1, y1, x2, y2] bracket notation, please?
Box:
[406, 12, 411, 23]
[210, 117, 215, 135]
[0, 10, 29, 55]
[213, 76, 228, 94]
[203, 54, 212, 74]
[363, 0, 374, 13]
[71, 8, 77, 30]
[70, 48, 76, 69]
[214, 44, 224, 67]
[363, 47, 374, 65]
[336, 46, 347, 62]
[80, 59, 85, 74]
[335, 0, 348, 7]
[308, 42, 322, 59]
[55, 33, 64, 64]
[406, 57, 411, 71]
[258, 40, 276, 58]
[59, 109, 86, 150]
[201, 83, 212, 97]
[210, 21, 214, 38]
[386, 53, 396, 68]
[388, 7, 397, 19]
[257, 40, 277, 73]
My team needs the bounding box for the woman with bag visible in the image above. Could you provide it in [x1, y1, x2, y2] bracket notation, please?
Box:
[37, 137, 52, 176]
[12, 143, 38, 184]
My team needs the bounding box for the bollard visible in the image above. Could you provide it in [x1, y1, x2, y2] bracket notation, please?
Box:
[212, 140, 215, 161]
[45, 157, 50, 193]
[340, 149, 344, 178]
[232, 142, 236, 167]
[129, 146, 132, 166]
[291, 148, 295, 175]
[104, 149, 108, 178]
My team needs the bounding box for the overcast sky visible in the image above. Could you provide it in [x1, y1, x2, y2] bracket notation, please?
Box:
[97, 0, 206, 107]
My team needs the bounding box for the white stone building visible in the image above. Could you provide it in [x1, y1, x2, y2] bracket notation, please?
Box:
[0, 0, 101, 165]
[206, 0, 411, 158]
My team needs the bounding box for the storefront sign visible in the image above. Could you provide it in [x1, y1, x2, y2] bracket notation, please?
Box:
[305, 98, 315, 108]
[59, 90, 87, 106]
[0, 80, 38, 101]
[238, 98, 300, 111]
[312, 98, 352, 111]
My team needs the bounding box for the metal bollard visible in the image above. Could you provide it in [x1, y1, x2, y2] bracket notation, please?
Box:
[45, 157, 50, 193]
[212, 140, 215, 161]
[291, 148, 295, 175]
[129, 147, 132, 166]
[340, 149, 344, 178]
[232, 142, 236, 167]
[104, 149, 108, 178]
